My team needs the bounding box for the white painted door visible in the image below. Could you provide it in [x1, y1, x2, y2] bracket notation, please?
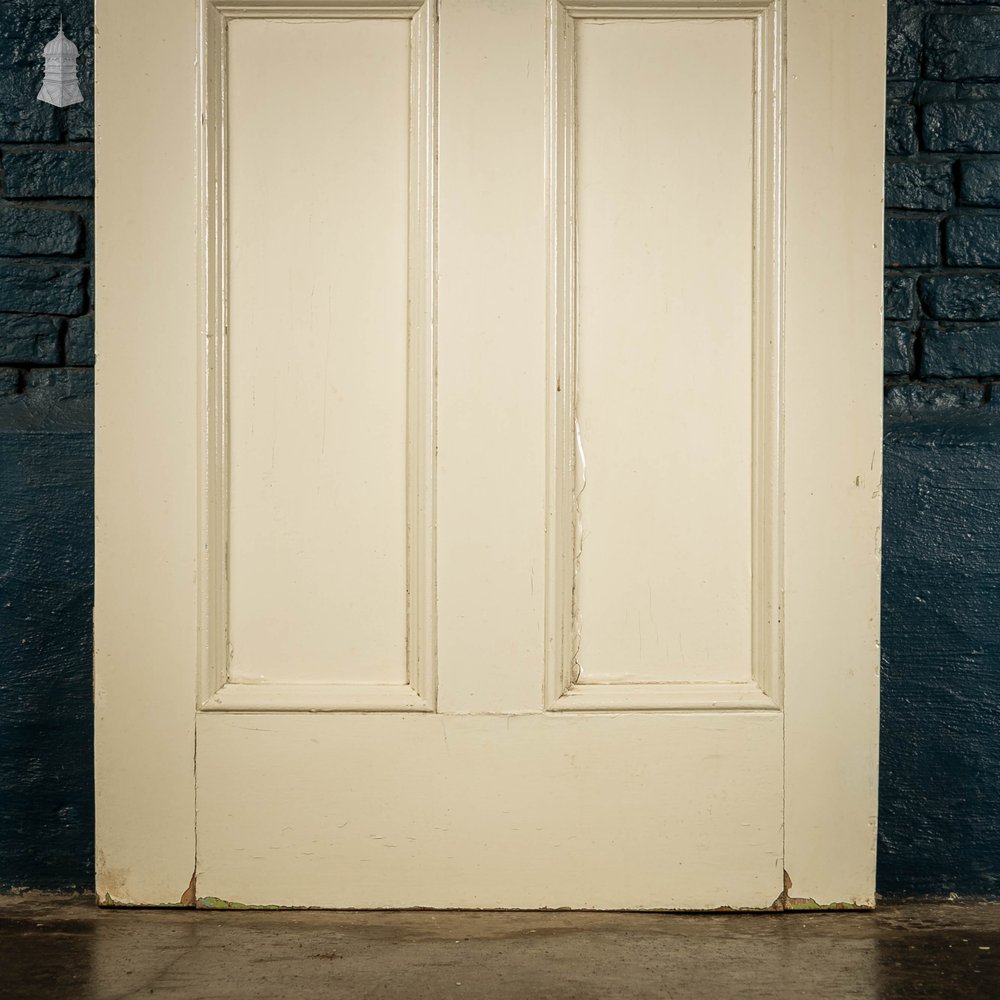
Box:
[94, 0, 885, 909]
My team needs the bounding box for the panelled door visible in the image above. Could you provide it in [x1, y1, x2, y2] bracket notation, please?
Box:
[94, 0, 885, 909]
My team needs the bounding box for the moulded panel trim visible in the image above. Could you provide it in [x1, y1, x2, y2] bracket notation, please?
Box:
[212, 1, 423, 15]
[197, 0, 438, 712]
[549, 680, 779, 712]
[562, 2, 774, 15]
[202, 681, 433, 712]
[544, 0, 784, 711]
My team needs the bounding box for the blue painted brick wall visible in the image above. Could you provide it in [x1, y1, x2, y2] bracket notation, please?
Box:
[881, 0, 1000, 896]
[0, 1, 93, 413]
[0, 0, 94, 892]
[885, 1, 1000, 403]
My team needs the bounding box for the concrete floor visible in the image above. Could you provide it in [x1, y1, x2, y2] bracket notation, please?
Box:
[1, 896, 999, 999]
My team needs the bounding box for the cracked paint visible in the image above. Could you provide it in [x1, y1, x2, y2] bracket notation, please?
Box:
[570, 415, 587, 685]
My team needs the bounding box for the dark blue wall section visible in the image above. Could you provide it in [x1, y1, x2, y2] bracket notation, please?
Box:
[0, 431, 93, 892]
[880, 413, 1000, 895]
[0, 0, 94, 892]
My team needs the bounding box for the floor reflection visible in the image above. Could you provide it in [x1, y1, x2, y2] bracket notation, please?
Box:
[1, 897, 997, 999]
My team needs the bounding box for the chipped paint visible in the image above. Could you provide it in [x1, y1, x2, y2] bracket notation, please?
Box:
[196, 896, 289, 911]
[96, 858, 198, 909]
[773, 871, 871, 913]
[179, 871, 197, 907]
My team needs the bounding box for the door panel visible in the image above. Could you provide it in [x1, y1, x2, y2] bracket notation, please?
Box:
[551, 4, 780, 712]
[95, 0, 885, 909]
[198, 714, 782, 908]
[227, 18, 411, 689]
[573, 17, 755, 687]
[203, 0, 437, 712]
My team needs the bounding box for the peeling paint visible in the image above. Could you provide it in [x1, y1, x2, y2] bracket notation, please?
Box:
[196, 896, 288, 911]
[179, 871, 196, 908]
[96, 859, 199, 909]
[773, 871, 871, 913]
[95, 851, 133, 908]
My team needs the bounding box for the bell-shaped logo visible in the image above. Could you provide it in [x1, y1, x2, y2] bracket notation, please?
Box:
[37, 19, 84, 108]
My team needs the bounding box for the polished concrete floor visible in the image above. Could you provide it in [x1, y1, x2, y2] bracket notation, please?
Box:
[1, 895, 999, 999]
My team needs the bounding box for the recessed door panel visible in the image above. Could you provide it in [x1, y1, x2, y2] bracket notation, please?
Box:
[574, 18, 755, 685]
[546, 4, 781, 711]
[227, 18, 411, 688]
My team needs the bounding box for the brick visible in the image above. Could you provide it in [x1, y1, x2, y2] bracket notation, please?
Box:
[958, 83, 1000, 101]
[1, 150, 94, 199]
[66, 101, 94, 143]
[922, 323, 1000, 377]
[916, 82, 958, 105]
[888, 82, 917, 104]
[65, 31, 93, 143]
[887, 0, 925, 81]
[0, 99, 60, 144]
[23, 367, 94, 403]
[958, 159, 1000, 206]
[80, 204, 94, 262]
[887, 104, 919, 156]
[926, 14, 1000, 81]
[885, 161, 954, 210]
[0, 206, 82, 257]
[886, 276, 916, 320]
[885, 324, 914, 376]
[885, 382, 984, 415]
[0, 367, 19, 397]
[886, 217, 940, 268]
[945, 214, 1000, 266]
[0, 316, 62, 365]
[0, 264, 86, 316]
[920, 275, 1000, 320]
[0, 370, 94, 432]
[0, 16, 63, 141]
[0, 0, 89, 142]
[65, 315, 94, 366]
[922, 102, 1000, 153]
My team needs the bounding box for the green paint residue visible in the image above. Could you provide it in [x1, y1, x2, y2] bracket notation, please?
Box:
[785, 899, 862, 912]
